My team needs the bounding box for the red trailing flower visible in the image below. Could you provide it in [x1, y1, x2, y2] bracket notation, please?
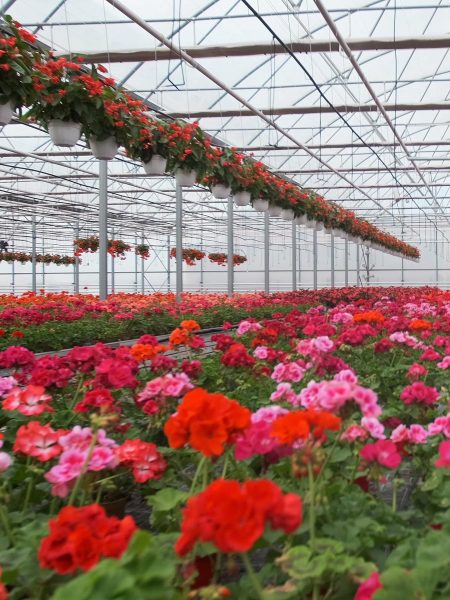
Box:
[360, 440, 402, 469]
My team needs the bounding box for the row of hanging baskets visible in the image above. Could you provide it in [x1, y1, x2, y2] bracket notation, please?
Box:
[74, 237, 149, 260]
[0, 252, 75, 265]
[0, 17, 419, 259]
[170, 248, 247, 267]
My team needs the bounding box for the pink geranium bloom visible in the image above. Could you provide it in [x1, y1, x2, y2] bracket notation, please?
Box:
[2, 385, 52, 416]
[435, 440, 450, 467]
[355, 572, 383, 600]
[360, 440, 401, 469]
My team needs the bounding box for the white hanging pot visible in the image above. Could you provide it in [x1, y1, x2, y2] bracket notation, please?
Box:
[324, 228, 332, 235]
[175, 168, 197, 187]
[305, 219, 316, 229]
[253, 198, 269, 212]
[142, 154, 167, 176]
[211, 183, 231, 199]
[294, 214, 308, 226]
[233, 190, 251, 206]
[0, 100, 15, 126]
[315, 221, 324, 231]
[268, 204, 283, 218]
[90, 136, 118, 160]
[280, 208, 295, 221]
[48, 120, 81, 147]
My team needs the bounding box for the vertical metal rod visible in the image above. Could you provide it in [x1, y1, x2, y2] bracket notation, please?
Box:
[330, 231, 335, 288]
[292, 221, 297, 291]
[227, 195, 234, 296]
[313, 228, 318, 290]
[264, 212, 269, 293]
[74, 220, 80, 294]
[297, 228, 301, 289]
[435, 225, 439, 286]
[344, 237, 349, 287]
[356, 242, 360, 287]
[11, 233, 15, 294]
[167, 233, 171, 292]
[134, 235, 138, 292]
[111, 228, 115, 294]
[366, 247, 370, 286]
[31, 214, 37, 293]
[175, 182, 183, 302]
[200, 207, 204, 291]
[41, 240, 45, 290]
[98, 160, 108, 300]
[141, 234, 145, 293]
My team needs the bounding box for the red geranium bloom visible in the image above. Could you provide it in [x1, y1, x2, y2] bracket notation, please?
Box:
[164, 388, 250, 457]
[435, 440, 450, 468]
[13, 421, 65, 461]
[38, 504, 137, 574]
[3, 385, 52, 416]
[355, 572, 383, 600]
[175, 479, 302, 556]
[115, 439, 167, 482]
[271, 410, 341, 445]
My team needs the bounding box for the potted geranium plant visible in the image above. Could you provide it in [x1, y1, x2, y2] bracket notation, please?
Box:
[74, 236, 99, 256]
[0, 16, 43, 125]
[166, 121, 210, 187]
[108, 239, 131, 260]
[204, 147, 243, 199]
[208, 252, 228, 266]
[135, 243, 150, 259]
[170, 247, 205, 266]
[232, 158, 268, 207]
[126, 119, 170, 176]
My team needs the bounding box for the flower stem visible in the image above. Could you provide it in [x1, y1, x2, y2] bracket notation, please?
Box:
[68, 430, 98, 505]
[307, 463, 320, 600]
[242, 553, 264, 600]
[189, 454, 206, 496]
[0, 504, 14, 545]
[392, 478, 399, 513]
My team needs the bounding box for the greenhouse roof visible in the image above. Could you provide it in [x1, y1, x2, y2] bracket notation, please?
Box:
[2, 0, 450, 254]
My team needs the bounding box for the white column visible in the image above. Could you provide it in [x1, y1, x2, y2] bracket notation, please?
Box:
[98, 160, 108, 300]
[227, 195, 234, 296]
[175, 183, 183, 302]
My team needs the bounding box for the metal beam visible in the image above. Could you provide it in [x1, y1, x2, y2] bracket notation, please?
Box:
[175, 182, 183, 303]
[227, 195, 234, 297]
[70, 36, 450, 63]
[168, 102, 450, 119]
[292, 221, 297, 291]
[98, 160, 108, 301]
[264, 213, 269, 293]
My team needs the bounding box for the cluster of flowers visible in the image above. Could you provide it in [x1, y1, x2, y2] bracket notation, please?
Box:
[208, 253, 247, 266]
[170, 247, 206, 266]
[0, 251, 75, 265]
[0, 17, 419, 258]
[74, 237, 133, 260]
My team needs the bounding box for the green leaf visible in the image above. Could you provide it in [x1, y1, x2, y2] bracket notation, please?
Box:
[147, 488, 189, 512]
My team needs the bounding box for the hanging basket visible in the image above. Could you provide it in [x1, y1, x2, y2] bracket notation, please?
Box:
[280, 208, 295, 221]
[253, 198, 269, 212]
[0, 101, 14, 126]
[268, 204, 283, 218]
[175, 168, 197, 187]
[211, 183, 231, 199]
[305, 219, 317, 229]
[48, 120, 82, 147]
[90, 136, 118, 160]
[233, 190, 251, 206]
[142, 154, 167, 176]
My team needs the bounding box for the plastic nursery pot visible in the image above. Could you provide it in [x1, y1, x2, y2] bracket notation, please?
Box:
[280, 208, 295, 221]
[0, 100, 15, 126]
[175, 169, 198, 187]
[233, 190, 251, 206]
[211, 183, 231, 199]
[252, 198, 269, 212]
[268, 204, 283, 218]
[142, 154, 167, 176]
[294, 214, 308, 226]
[89, 136, 119, 160]
[305, 219, 317, 229]
[48, 120, 82, 147]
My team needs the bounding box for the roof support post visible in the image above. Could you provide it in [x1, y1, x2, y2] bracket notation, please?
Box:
[98, 160, 108, 301]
